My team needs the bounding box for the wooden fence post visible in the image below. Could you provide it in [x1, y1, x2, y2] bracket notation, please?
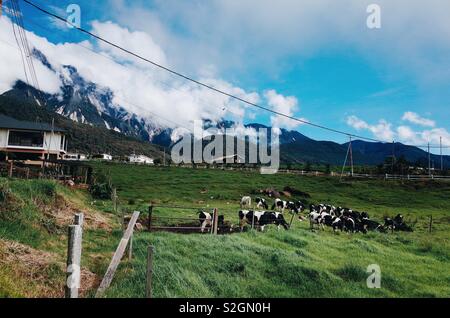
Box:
[148, 205, 153, 232]
[429, 215, 433, 233]
[146, 246, 155, 298]
[74, 213, 84, 227]
[8, 161, 13, 178]
[213, 208, 218, 235]
[289, 212, 295, 228]
[251, 211, 255, 230]
[95, 211, 140, 298]
[65, 213, 84, 298]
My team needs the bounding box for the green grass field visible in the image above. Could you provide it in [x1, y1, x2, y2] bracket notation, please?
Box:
[91, 162, 450, 298]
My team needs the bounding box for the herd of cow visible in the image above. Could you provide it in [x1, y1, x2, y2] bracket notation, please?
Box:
[198, 196, 414, 234]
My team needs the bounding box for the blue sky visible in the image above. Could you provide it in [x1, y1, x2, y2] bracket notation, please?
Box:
[2, 0, 450, 152]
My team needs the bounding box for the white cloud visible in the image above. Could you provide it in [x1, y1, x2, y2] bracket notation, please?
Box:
[0, 16, 263, 132]
[0, 17, 62, 94]
[346, 115, 395, 141]
[264, 89, 304, 130]
[348, 115, 450, 152]
[402, 111, 435, 127]
[112, 0, 450, 87]
[397, 125, 422, 145]
[91, 20, 167, 67]
[346, 115, 369, 130]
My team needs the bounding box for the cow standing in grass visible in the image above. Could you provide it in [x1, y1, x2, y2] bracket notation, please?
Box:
[240, 196, 252, 209]
[255, 197, 269, 210]
[238, 210, 289, 231]
[199, 210, 224, 233]
[272, 198, 288, 212]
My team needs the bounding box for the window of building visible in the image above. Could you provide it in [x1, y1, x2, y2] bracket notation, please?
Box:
[8, 130, 44, 147]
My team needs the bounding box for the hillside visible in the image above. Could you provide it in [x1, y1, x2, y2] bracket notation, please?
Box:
[0, 177, 121, 297]
[91, 162, 450, 298]
[0, 163, 449, 297]
[0, 93, 166, 159]
[345, 140, 450, 167]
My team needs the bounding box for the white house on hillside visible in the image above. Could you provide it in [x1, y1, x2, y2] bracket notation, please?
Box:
[65, 153, 87, 161]
[92, 153, 113, 161]
[0, 115, 67, 164]
[128, 154, 154, 165]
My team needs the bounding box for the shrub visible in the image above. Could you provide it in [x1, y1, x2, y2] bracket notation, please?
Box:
[89, 182, 113, 200]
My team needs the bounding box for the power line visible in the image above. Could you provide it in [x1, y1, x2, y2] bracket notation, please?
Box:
[17, 0, 406, 144]
[15, 0, 450, 150]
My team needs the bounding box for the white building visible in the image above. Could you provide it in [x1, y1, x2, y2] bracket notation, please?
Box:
[0, 115, 67, 164]
[65, 153, 87, 161]
[92, 153, 113, 161]
[128, 154, 154, 165]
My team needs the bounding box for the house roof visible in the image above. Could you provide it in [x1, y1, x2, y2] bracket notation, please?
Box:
[0, 114, 65, 133]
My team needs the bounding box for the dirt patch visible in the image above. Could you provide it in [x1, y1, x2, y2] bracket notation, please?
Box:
[38, 194, 112, 232]
[0, 239, 98, 298]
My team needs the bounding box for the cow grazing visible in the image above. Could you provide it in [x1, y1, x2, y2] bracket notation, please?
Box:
[240, 196, 252, 209]
[238, 210, 289, 231]
[309, 211, 322, 230]
[384, 214, 413, 232]
[342, 216, 356, 233]
[255, 197, 269, 210]
[362, 218, 385, 232]
[331, 217, 343, 232]
[238, 210, 254, 231]
[295, 201, 306, 213]
[271, 198, 288, 212]
[199, 210, 224, 233]
[286, 201, 305, 214]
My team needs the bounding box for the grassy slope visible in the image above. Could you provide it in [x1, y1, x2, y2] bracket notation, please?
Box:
[91, 162, 449, 298]
[0, 178, 122, 297]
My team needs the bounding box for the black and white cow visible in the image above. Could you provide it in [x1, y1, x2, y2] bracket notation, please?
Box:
[361, 218, 385, 232]
[384, 214, 413, 232]
[309, 211, 322, 230]
[199, 210, 224, 233]
[295, 201, 306, 212]
[255, 197, 269, 210]
[286, 201, 305, 214]
[238, 210, 289, 231]
[271, 198, 288, 212]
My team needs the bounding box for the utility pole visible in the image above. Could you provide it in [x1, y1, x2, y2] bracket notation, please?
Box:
[340, 135, 352, 181]
[428, 142, 431, 176]
[440, 136, 443, 171]
[47, 117, 54, 160]
[349, 136, 354, 177]
[391, 141, 395, 174]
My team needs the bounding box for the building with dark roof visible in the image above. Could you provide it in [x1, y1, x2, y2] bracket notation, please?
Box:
[0, 114, 67, 164]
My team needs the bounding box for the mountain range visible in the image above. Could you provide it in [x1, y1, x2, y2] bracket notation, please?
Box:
[0, 49, 448, 168]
